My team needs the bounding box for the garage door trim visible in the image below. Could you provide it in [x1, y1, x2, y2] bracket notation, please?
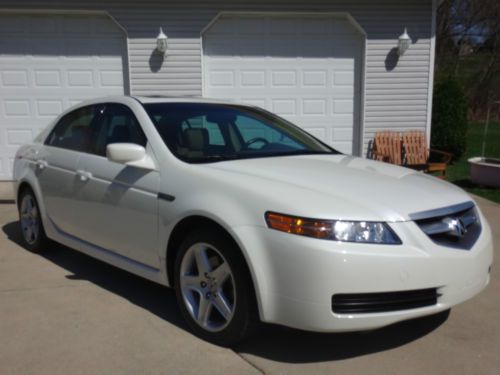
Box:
[200, 11, 367, 156]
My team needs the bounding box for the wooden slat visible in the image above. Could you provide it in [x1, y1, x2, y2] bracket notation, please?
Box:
[373, 130, 402, 165]
[402, 130, 428, 164]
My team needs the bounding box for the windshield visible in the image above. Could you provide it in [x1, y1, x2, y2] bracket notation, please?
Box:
[143, 102, 339, 163]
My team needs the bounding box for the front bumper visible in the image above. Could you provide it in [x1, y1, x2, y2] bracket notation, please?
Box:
[234, 215, 493, 332]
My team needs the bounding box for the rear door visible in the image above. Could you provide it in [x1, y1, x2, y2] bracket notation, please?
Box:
[74, 103, 160, 268]
[36, 104, 104, 236]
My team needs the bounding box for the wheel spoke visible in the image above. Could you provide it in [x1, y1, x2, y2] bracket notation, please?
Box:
[20, 195, 40, 245]
[211, 261, 231, 285]
[31, 206, 38, 219]
[24, 225, 33, 240]
[31, 222, 39, 241]
[212, 290, 233, 321]
[194, 246, 212, 275]
[26, 197, 33, 212]
[181, 275, 201, 292]
[197, 296, 212, 326]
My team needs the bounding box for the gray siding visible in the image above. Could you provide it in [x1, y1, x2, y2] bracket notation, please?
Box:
[0, 0, 433, 154]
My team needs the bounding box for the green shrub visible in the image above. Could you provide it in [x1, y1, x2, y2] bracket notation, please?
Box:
[431, 76, 468, 159]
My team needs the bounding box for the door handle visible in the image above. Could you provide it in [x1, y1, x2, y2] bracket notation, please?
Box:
[76, 170, 92, 182]
[36, 160, 48, 170]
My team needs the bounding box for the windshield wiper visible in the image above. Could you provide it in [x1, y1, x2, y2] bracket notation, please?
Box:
[186, 149, 339, 163]
[270, 149, 339, 157]
[186, 154, 240, 163]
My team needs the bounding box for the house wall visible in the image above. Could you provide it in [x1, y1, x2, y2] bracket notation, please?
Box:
[0, 0, 433, 154]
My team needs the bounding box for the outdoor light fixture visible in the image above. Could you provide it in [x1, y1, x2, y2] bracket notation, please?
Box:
[398, 28, 411, 56]
[156, 27, 168, 54]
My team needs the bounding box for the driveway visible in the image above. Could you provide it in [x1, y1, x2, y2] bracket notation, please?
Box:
[0, 197, 499, 375]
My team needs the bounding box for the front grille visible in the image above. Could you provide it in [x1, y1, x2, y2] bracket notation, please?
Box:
[411, 202, 481, 250]
[332, 288, 439, 314]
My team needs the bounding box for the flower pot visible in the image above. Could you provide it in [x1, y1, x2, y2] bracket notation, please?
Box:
[468, 157, 500, 188]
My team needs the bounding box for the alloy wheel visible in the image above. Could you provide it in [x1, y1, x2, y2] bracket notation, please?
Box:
[179, 242, 236, 332]
[20, 194, 40, 245]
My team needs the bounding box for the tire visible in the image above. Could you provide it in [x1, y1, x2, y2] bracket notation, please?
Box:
[174, 227, 257, 346]
[18, 187, 50, 253]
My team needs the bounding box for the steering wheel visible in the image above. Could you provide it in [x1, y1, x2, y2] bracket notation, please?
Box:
[245, 137, 269, 149]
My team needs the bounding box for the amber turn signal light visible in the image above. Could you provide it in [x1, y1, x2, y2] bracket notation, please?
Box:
[265, 212, 333, 239]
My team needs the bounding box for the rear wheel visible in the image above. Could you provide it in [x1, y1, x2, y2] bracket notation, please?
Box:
[18, 188, 49, 253]
[174, 228, 256, 346]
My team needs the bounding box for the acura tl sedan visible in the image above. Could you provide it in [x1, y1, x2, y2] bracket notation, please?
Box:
[14, 96, 493, 345]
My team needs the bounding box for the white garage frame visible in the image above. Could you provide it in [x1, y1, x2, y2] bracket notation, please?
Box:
[200, 11, 367, 156]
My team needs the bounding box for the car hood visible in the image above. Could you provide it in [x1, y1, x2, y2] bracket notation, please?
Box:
[204, 154, 472, 222]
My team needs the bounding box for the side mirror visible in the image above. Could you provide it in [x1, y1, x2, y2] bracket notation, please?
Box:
[106, 143, 156, 170]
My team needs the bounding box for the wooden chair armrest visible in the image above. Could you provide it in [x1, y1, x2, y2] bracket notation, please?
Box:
[429, 149, 453, 164]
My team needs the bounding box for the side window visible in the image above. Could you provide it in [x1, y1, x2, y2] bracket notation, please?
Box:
[45, 105, 100, 153]
[95, 104, 147, 156]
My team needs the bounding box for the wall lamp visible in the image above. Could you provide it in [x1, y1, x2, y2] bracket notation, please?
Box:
[156, 27, 168, 55]
[398, 28, 411, 56]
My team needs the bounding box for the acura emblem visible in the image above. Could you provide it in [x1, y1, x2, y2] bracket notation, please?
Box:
[443, 217, 467, 237]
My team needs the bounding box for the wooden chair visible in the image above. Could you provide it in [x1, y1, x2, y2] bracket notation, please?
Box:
[372, 131, 402, 165]
[402, 131, 453, 179]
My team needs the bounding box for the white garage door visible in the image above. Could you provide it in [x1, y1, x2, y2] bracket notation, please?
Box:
[203, 14, 363, 155]
[0, 13, 127, 180]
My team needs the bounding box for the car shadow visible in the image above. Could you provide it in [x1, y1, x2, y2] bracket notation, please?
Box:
[235, 310, 449, 362]
[2, 220, 449, 362]
[2, 220, 186, 330]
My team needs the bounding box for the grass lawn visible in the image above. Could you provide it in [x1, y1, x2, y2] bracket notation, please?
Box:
[446, 120, 500, 204]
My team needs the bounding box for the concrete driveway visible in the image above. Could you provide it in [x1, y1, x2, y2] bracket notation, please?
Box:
[0, 197, 499, 375]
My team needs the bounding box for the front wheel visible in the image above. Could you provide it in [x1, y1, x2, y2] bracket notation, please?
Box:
[18, 188, 50, 253]
[174, 228, 256, 346]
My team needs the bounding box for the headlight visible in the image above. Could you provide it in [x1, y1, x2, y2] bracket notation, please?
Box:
[265, 212, 401, 244]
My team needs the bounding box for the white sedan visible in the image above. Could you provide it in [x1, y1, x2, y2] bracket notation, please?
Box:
[14, 96, 493, 345]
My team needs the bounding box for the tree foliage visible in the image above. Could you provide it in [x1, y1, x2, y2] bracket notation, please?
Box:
[435, 0, 500, 118]
[431, 76, 468, 159]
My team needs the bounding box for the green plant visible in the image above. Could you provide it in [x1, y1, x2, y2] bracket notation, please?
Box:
[431, 76, 468, 159]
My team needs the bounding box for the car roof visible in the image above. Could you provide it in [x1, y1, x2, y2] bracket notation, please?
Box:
[133, 96, 241, 105]
[62, 95, 257, 117]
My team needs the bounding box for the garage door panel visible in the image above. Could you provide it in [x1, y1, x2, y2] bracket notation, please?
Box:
[302, 99, 327, 116]
[204, 14, 362, 154]
[34, 70, 62, 87]
[100, 70, 124, 87]
[1, 70, 29, 87]
[303, 70, 328, 87]
[271, 99, 297, 116]
[6, 128, 33, 146]
[240, 98, 267, 108]
[271, 71, 297, 87]
[0, 13, 126, 180]
[36, 100, 64, 117]
[240, 70, 266, 88]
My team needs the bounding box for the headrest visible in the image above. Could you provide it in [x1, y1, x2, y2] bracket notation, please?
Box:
[183, 128, 208, 152]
